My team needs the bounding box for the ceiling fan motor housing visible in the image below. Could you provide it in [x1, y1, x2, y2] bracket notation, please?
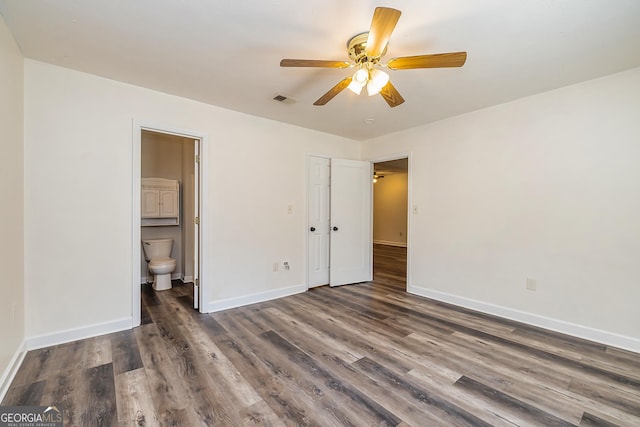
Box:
[348, 32, 386, 64]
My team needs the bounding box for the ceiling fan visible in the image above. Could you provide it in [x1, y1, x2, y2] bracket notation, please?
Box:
[280, 7, 467, 108]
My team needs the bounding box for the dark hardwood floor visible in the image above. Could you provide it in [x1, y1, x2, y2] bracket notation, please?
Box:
[3, 244, 640, 426]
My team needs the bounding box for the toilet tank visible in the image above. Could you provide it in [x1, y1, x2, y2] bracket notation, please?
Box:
[142, 238, 174, 261]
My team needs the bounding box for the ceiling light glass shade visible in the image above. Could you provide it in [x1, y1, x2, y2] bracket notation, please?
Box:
[347, 68, 369, 94]
[367, 69, 389, 96]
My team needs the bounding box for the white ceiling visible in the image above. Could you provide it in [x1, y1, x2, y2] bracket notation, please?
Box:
[1, 0, 639, 140]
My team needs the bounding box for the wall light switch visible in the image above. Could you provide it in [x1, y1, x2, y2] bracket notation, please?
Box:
[287, 204, 293, 215]
[412, 205, 419, 214]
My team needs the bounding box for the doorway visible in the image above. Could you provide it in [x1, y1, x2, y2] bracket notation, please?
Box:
[372, 158, 409, 291]
[132, 124, 205, 327]
[306, 156, 373, 288]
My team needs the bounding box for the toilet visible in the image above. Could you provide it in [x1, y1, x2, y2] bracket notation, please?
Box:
[142, 238, 177, 291]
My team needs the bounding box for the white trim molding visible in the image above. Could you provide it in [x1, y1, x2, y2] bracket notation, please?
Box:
[408, 285, 640, 353]
[0, 340, 26, 402]
[25, 317, 132, 351]
[206, 284, 307, 313]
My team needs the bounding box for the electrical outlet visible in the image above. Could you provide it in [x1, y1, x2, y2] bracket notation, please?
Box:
[283, 261, 290, 270]
[273, 262, 279, 272]
[526, 278, 537, 291]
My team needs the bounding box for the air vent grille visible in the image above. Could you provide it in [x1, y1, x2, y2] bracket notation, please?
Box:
[272, 94, 296, 104]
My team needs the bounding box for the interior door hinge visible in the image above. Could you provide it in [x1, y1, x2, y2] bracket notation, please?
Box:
[195, 217, 200, 225]
[195, 278, 199, 286]
[195, 155, 200, 163]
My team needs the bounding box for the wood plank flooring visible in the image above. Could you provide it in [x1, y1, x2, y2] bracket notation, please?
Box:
[3, 244, 640, 426]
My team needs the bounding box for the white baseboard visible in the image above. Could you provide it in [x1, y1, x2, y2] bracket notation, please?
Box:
[0, 340, 26, 402]
[206, 284, 307, 313]
[373, 240, 407, 248]
[25, 317, 133, 351]
[181, 275, 193, 283]
[408, 285, 640, 353]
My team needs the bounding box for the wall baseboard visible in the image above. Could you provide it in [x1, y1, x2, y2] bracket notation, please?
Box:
[206, 284, 307, 313]
[408, 285, 640, 353]
[181, 275, 194, 283]
[25, 317, 133, 351]
[0, 340, 27, 403]
[373, 240, 407, 248]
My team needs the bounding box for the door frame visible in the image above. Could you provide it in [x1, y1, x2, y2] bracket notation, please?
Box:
[132, 121, 209, 326]
[370, 153, 412, 291]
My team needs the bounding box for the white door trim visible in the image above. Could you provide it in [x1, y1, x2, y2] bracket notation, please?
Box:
[370, 152, 412, 291]
[132, 121, 209, 326]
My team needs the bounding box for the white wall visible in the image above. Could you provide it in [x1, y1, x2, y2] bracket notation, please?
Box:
[24, 60, 360, 340]
[363, 67, 640, 350]
[373, 172, 408, 247]
[0, 15, 25, 393]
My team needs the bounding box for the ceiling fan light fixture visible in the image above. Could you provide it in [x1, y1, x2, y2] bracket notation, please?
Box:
[347, 68, 369, 94]
[280, 7, 465, 108]
[367, 68, 389, 96]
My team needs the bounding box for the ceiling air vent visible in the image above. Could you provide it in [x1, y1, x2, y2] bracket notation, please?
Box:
[272, 94, 296, 105]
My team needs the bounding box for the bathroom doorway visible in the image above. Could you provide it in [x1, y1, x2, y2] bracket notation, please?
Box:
[132, 124, 206, 326]
[372, 157, 409, 291]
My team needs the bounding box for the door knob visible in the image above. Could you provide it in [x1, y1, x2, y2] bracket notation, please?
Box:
[310, 227, 316, 232]
[332, 226, 339, 231]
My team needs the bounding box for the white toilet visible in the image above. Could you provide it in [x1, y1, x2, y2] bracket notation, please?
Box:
[142, 238, 177, 291]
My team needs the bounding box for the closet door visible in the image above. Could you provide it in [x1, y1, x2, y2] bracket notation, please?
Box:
[307, 156, 330, 287]
[329, 158, 372, 286]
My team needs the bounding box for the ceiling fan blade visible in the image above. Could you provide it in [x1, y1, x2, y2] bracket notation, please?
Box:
[379, 81, 405, 108]
[313, 76, 353, 106]
[280, 59, 351, 68]
[387, 52, 467, 70]
[366, 7, 401, 58]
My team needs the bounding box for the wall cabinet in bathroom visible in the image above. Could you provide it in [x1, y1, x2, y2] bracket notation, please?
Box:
[141, 178, 180, 226]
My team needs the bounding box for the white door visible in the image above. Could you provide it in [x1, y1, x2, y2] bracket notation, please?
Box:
[329, 159, 372, 286]
[193, 139, 201, 310]
[307, 156, 330, 287]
